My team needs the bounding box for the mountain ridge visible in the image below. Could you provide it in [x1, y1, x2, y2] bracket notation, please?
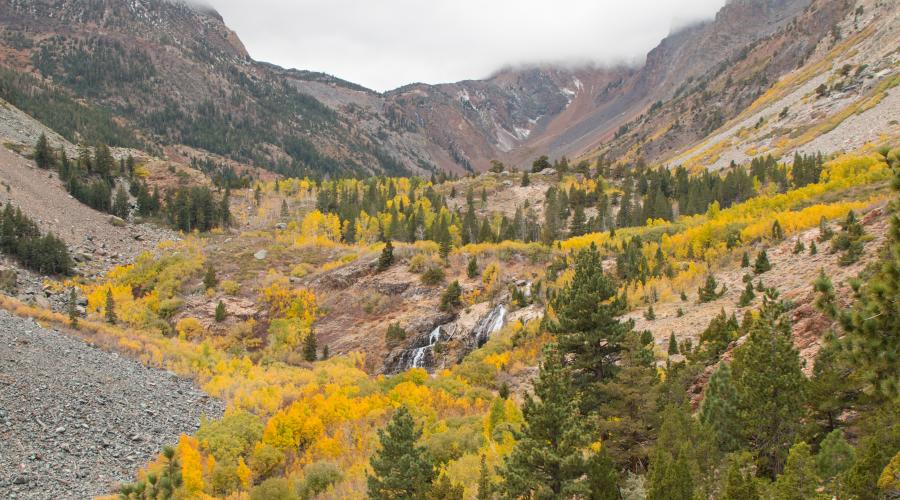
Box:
[0, 0, 892, 177]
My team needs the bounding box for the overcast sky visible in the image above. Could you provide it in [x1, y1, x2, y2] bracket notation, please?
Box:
[203, 0, 727, 92]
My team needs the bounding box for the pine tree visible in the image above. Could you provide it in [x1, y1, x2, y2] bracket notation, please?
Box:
[569, 204, 586, 237]
[476, 455, 493, 500]
[478, 218, 494, 243]
[806, 332, 857, 440]
[303, 332, 318, 362]
[34, 133, 54, 169]
[738, 281, 756, 307]
[377, 240, 394, 272]
[439, 235, 452, 262]
[203, 265, 218, 290]
[541, 188, 560, 245]
[644, 304, 656, 321]
[67, 287, 78, 329]
[792, 239, 805, 254]
[105, 288, 117, 324]
[771, 442, 820, 500]
[731, 292, 806, 477]
[552, 243, 631, 399]
[699, 363, 741, 453]
[112, 184, 129, 219]
[753, 249, 771, 274]
[439, 281, 462, 312]
[617, 180, 634, 228]
[367, 406, 436, 499]
[321, 345, 329, 360]
[771, 220, 784, 240]
[667, 332, 678, 355]
[816, 429, 855, 483]
[810, 241, 818, 255]
[499, 347, 590, 498]
[698, 309, 740, 361]
[520, 171, 530, 187]
[821, 185, 898, 397]
[832, 210, 866, 266]
[646, 405, 697, 500]
[585, 450, 618, 499]
[467, 255, 478, 279]
[594, 333, 659, 470]
[214, 301, 226, 322]
[840, 412, 900, 500]
[93, 144, 115, 181]
[698, 274, 724, 303]
[721, 452, 761, 500]
[426, 475, 464, 500]
[741, 251, 750, 267]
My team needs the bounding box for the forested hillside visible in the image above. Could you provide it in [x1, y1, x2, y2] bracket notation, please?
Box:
[0, 0, 896, 498]
[1, 141, 895, 498]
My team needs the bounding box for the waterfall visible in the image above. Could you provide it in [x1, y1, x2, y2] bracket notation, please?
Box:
[387, 304, 509, 374]
[472, 304, 507, 347]
[395, 325, 443, 371]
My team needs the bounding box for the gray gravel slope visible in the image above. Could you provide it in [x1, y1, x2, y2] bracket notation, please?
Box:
[0, 309, 223, 499]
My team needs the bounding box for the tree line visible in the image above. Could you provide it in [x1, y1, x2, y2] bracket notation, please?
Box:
[0, 203, 71, 275]
[34, 134, 231, 232]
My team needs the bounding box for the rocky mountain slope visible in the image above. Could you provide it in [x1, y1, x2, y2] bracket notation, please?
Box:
[0, 0, 418, 177]
[2, 0, 893, 177]
[387, 0, 819, 169]
[601, 0, 899, 169]
[0, 309, 223, 499]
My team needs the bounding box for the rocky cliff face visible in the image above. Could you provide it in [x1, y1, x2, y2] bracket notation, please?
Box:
[380, 0, 817, 170]
[594, 0, 862, 165]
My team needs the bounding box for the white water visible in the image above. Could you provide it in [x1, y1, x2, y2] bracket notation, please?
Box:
[407, 325, 443, 369]
[473, 304, 507, 347]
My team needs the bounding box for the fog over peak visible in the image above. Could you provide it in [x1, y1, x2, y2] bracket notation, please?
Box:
[205, 0, 726, 92]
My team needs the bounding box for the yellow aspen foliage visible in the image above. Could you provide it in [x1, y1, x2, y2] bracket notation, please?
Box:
[299, 210, 342, 242]
[483, 352, 510, 371]
[85, 283, 132, 320]
[176, 317, 205, 340]
[879, 451, 900, 493]
[262, 403, 325, 450]
[236, 457, 252, 489]
[266, 318, 311, 354]
[177, 434, 205, 494]
[482, 263, 499, 288]
[259, 279, 318, 322]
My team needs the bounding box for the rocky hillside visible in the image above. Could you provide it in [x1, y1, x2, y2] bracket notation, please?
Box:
[598, 0, 899, 168]
[0, 309, 222, 499]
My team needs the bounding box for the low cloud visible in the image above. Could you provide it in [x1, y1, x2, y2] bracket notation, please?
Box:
[205, 0, 726, 92]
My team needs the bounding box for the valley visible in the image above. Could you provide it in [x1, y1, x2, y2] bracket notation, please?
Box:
[0, 0, 896, 498]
